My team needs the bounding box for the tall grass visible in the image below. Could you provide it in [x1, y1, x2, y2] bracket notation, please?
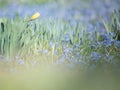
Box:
[0, 9, 120, 70]
[103, 9, 120, 40]
[0, 9, 120, 90]
[0, 17, 83, 60]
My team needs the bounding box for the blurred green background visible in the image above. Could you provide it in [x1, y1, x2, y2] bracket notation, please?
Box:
[0, 0, 53, 7]
[0, 0, 92, 7]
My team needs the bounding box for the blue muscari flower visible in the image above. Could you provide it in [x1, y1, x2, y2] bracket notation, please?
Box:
[99, 33, 114, 41]
[104, 40, 114, 47]
[109, 32, 114, 37]
[64, 34, 70, 42]
[115, 41, 120, 47]
[103, 34, 110, 40]
[97, 37, 115, 47]
[91, 52, 101, 61]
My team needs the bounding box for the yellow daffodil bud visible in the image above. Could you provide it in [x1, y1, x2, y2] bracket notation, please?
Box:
[26, 12, 40, 22]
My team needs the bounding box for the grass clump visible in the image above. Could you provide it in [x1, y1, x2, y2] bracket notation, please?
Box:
[0, 17, 84, 61]
[0, 17, 42, 59]
[103, 9, 120, 40]
[0, 8, 120, 71]
[78, 9, 120, 69]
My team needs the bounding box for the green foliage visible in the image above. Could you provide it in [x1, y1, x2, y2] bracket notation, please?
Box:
[0, 17, 84, 59]
[0, 9, 120, 70]
[110, 9, 120, 40]
[0, 17, 26, 58]
[103, 9, 120, 40]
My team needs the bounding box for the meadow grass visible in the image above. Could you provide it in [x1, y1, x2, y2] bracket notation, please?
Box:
[103, 9, 120, 40]
[0, 16, 83, 61]
[0, 9, 120, 67]
[0, 7, 120, 90]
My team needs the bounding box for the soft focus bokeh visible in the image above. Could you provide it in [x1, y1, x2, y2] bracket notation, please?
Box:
[0, 0, 120, 90]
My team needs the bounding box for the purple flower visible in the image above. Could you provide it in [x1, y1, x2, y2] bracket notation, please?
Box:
[115, 41, 120, 47]
[91, 52, 101, 61]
